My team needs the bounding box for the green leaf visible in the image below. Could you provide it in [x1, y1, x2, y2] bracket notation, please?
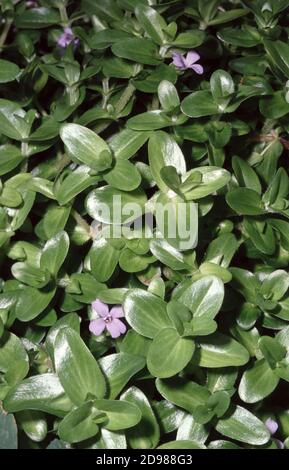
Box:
[133, 64, 177, 93]
[149, 238, 191, 271]
[243, 218, 275, 255]
[123, 289, 172, 338]
[60, 124, 112, 172]
[226, 188, 264, 215]
[15, 285, 56, 322]
[215, 405, 270, 445]
[0, 145, 23, 176]
[45, 313, 80, 361]
[86, 186, 147, 224]
[177, 275, 224, 319]
[239, 359, 279, 403]
[112, 38, 161, 65]
[176, 414, 209, 444]
[119, 249, 153, 273]
[208, 8, 249, 25]
[54, 328, 106, 405]
[158, 440, 206, 449]
[135, 4, 167, 45]
[0, 100, 30, 141]
[263, 168, 289, 207]
[104, 159, 141, 191]
[207, 368, 238, 394]
[158, 81, 180, 112]
[148, 131, 186, 192]
[147, 328, 195, 378]
[55, 166, 99, 205]
[3, 374, 74, 418]
[260, 92, 289, 119]
[103, 57, 135, 79]
[232, 156, 262, 194]
[153, 401, 186, 434]
[17, 410, 47, 443]
[47, 439, 70, 449]
[89, 236, 120, 282]
[11, 262, 50, 288]
[181, 91, 219, 118]
[108, 129, 150, 160]
[196, 333, 250, 367]
[217, 26, 261, 48]
[205, 233, 238, 268]
[210, 70, 235, 101]
[264, 40, 289, 79]
[127, 110, 176, 131]
[230, 267, 260, 304]
[269, 219, 289, 251]
[92, 399, 141, 431]
[180, 166, 231, 200]
[15, 7, 61, 28]
[82, 0, 122, 21]
[258, 335, 287, 366]
[198, 262, 232, 284]
[206, 121, 232, 148]
[156, 377, 210, 414]
[58, 401, 99, 444]
[35, 203, 70, 240]
[0, 60, 20, 84]
[0, 331, 28, 388]
[172, 30, 205, 48]
[260, 270, 289, 302]
[0, 410, 17, 449]
[40, 231, 69, 276]
[209, 440, 242, 449]
[121, 386, 160, 449]
[99, 353, 145, 399]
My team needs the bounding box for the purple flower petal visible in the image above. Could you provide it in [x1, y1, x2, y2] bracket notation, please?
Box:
[57, 35, 69, 48]
[266, 418, 278, 435]
[106, 319, 127, 338]
[64, 27, 73, 36]
[274, 439, 285, 449]
[92, 299, 109, 318]
[89, 318, 106, 336]
[185, 51, 200, 66]
[57, 27, 75, 48]
[26, 1, 38, 7]
[172, 53, 186, 70]
[190, 63, 204, 75]
[110, 306, 125, 318]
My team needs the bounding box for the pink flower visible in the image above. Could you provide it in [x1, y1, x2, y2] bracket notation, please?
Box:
[89, 299, 127, 339]
[265, 418, 284, 449]
[172, 51, 204, 75]
[26, 1, 38, 7]
[57, 27, 77, 48]
[266, 418, 278, 435]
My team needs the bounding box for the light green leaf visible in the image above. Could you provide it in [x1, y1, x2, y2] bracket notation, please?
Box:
[147, 328, 195, 378]
[60, 123, 112, 172]
[123, 289, 172, 338]
[54, 328, 106, 405]
[215, 405, 270, 445]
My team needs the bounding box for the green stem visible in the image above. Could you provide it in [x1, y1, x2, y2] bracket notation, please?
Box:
[58, 4, 69, 26]
[151, 94, 160, 110]
[0, 17, 12, 53]
[102, 78, 110, 109]
[93, 120, 113, 135]
[21, 142, 29, 158]
[56, 152, 71, 174]
[71, 209, 91, 236]
[114, 83, 135, 116]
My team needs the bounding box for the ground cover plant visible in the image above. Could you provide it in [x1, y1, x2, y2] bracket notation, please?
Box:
[1, 0, 289, 450]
